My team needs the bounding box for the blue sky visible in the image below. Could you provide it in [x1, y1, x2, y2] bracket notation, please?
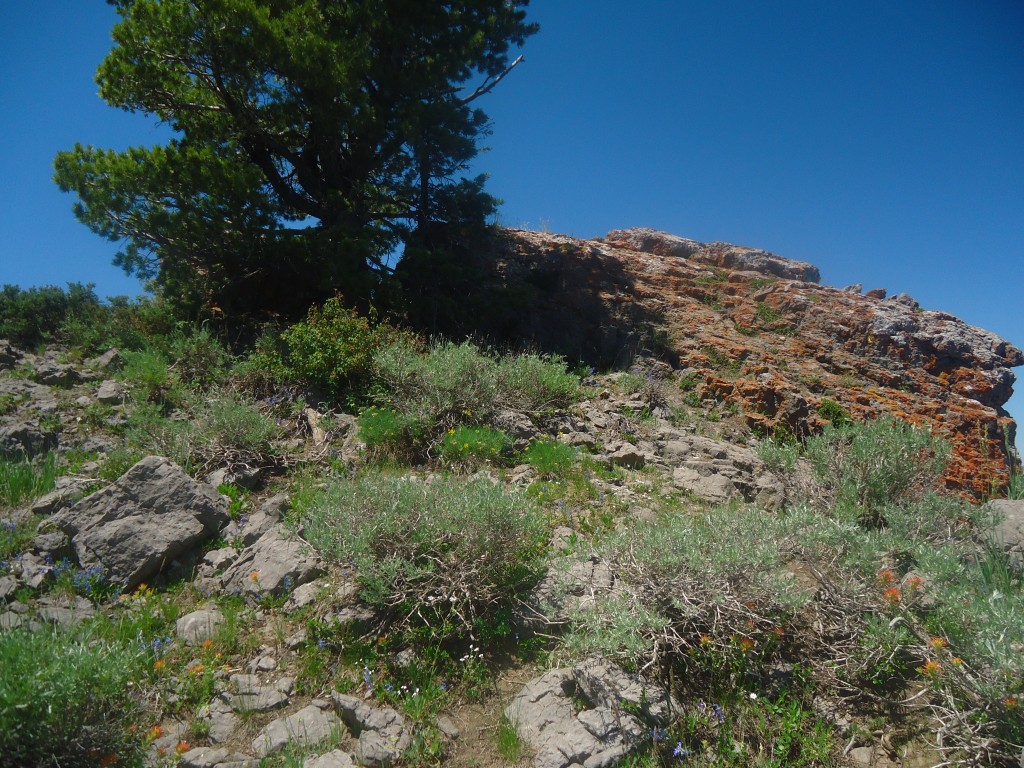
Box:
[1, 2, 1022, 427]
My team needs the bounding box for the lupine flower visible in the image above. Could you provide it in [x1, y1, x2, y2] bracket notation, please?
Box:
[673, 742, 691, 758]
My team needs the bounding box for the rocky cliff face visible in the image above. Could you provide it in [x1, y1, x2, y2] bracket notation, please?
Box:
[474, 227, 1022, 497]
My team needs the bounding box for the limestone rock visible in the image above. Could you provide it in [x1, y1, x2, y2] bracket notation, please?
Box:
[252, 704, 340, 757]
[33, 362, 84, 387]
[220, 524, 324, 601]
[332, 693, 412, 768]
[177, 608, 225, 645]
[50, 456, 228, 590]
[179, 747, 258, 768]
[573, 655, 679, 725]
[504, 667, 645, 768]
[988, 499, 1024, 561]
[0, 422, 57, 457]
[304, 751, 358, 768]
[96, 379, 126, 405]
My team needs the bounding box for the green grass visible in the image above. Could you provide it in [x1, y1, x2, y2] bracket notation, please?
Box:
[496, 715, 525, 762]
[0, 626, 148, 768]
[520, 438, 578, 477]
[0, 451, 57, 508]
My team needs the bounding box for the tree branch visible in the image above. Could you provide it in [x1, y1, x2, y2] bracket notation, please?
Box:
[457, 55, 524, 106]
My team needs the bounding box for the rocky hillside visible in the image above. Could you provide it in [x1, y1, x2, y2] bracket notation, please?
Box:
[2, 231, 1023, 768]
[465, 228, 1022, 497]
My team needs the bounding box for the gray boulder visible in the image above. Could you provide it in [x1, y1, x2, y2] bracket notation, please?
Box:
[0, 422, 57, 457]
[33, 362, 84, 387]
[252, 704, 340, 757]
[664, 434, 784, 508]
[50, 456, 228, 590]
[304, 751, 358, 768]
[988, 499, 1024, 561]
[573, 656, 679, 726]
[332, 693, 412, 767]
[505, 667, 646, 768]
[177, 607, 225, 645]
[220, 524, 324, 601]
[96, 379, 126, 405]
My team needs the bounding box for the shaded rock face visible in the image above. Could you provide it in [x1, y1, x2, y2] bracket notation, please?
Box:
[467, 228, 1021, 497]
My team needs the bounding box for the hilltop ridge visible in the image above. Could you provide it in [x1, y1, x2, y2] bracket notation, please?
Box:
[464, 227, 1021, 496]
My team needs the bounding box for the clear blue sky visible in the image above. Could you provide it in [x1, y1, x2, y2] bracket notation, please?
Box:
[1, 2, 1022, 428]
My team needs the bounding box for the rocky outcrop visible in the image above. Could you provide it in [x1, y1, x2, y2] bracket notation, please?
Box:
[467, 228, 1021, 496]
[50, 456, 229, 589]
[504, 658, 676, 768]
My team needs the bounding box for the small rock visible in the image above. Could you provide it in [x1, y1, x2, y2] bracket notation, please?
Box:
[248, 655, 278, 673]
[177, 608, 225, 645]
[96, 379, 126, 405]
[303, 750, 358, 768]
[436, 715, 460, 740]
[220, 524, 324, 602]
[179, 746, 258, 768]
[0, 576, 17, 602]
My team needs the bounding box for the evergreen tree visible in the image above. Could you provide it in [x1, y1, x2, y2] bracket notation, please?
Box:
[55, 0, 536, 315]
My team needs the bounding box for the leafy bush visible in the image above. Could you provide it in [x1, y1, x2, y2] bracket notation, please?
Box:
[60, 295, 177, 355]
[201, 393, 280, 455]
[119, 348, 179, 405]
[817, 398, 851, 427]
[437, 426, 510, 469]
[804, 416, 948, 524]
[495, 353, 580, 412]
[757, 438, 799, 474]
[367, 340, 580, 461]
[167, 325, 229, 387]
[302, 473, 549, 639]
[0, 283, 102, 349]
[0, 627, 147, 767]
[560, 506, 801, 666]
[282, 297, 401, 402]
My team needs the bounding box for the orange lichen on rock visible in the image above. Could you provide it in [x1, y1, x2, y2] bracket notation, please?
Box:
[475, 228, 1021, 497]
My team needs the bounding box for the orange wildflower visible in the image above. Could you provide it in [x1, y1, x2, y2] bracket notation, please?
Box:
[905, 575, 923, 591]
[202, 639, 214, 650]
[884, 587, 901, 605]
[918, 660, 941, 677]
[99, 754, 119, 766]
[1005, 697, 1019, 709]
[146, 725, 164, 741]
[877, 569, 896, 585]
[739, 638, 756, 653]
[153, 658, 166, 671]
[187, 664, 205, 675]
[249, 570, 260, 581]
[175, 741, 191, 755]
[930, 637, 948, 649]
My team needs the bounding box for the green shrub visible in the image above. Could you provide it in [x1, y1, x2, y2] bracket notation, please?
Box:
[302, 473, 549, 639]
[560, 506, 800, 665]
[437, 426, 510, 469]
[0, 627, 147, 768]
[167, 325, 229, 387]
[371, 340, 499, 431]
[817, 398, 851, 427]
[521, 438, 578, 476]
[804, 416, 948, 523]
[0, 452, 57, 508]
[60, 295, 178, 355]
[495, 353, 580, 412]
[0, 283, 102, 349]
[757, 438, 799, 473]
[201, 393, 280, 455]
[368, 340, 581, 462]
[119, 348, 178, 405]
[282, 297, 400, 401]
